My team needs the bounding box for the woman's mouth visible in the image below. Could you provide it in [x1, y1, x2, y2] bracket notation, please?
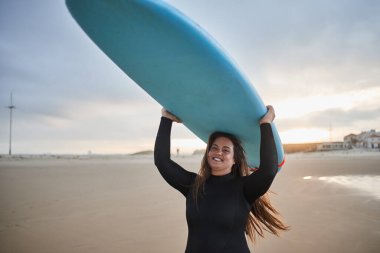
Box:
[212, 157, 223, 162]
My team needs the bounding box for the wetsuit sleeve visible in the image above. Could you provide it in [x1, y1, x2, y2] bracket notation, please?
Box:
[243, 123, 278, 204]
[154, 117, 196, 197]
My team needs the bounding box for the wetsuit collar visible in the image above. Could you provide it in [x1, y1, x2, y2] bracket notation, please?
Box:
[209, 172, 235, 183]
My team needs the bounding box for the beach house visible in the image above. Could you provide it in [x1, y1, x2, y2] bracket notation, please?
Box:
[343, 130, 380, 149]
[343, 134, 357, 149]
[316, 142, 345, 151]
[364, 133, 380, 149]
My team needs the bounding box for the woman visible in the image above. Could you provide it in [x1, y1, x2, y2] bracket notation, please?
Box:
[154, 106, 288, 253]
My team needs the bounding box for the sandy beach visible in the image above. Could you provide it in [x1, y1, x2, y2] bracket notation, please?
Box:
[1, 152, 379, 253]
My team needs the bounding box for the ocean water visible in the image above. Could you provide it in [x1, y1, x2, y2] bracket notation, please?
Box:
[303, 175, 380, 200]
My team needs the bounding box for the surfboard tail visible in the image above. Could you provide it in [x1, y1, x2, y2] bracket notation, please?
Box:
[249, 157, 285, 173]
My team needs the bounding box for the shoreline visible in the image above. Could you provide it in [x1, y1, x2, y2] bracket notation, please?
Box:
[0, 148, 379, 161]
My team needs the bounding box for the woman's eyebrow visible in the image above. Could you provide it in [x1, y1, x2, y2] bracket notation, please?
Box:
[211, 144, 232, 150]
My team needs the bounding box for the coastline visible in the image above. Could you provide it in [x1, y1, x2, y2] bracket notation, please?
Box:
[0, 148, 379, 160]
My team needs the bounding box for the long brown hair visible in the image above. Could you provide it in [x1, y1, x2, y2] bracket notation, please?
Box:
[192, 131, 289, 243]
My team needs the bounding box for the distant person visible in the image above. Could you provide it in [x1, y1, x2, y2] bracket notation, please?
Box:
[154, 106, 288, 252]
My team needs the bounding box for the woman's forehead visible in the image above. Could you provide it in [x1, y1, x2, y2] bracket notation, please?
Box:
[212, 137, 234, 147]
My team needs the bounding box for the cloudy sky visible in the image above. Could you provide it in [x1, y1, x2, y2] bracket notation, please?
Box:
[1, 0, 379, 154]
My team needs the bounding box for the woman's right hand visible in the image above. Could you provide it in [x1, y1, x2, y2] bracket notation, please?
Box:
[259, 105, 275, 125]
[161, 108, 182, 123]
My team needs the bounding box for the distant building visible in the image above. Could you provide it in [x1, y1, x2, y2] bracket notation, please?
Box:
[343, 129, 380, 149]
[317, 142, 344, 151]
[343, 134, 358, 149]
[364, 133, 380, 149]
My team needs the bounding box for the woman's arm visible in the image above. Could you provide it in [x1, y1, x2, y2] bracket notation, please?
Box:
[243, 106, 278, 203]
[154, 110, 196, 197]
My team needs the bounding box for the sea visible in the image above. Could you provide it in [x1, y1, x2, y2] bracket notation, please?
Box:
[303, 175, 380, 200]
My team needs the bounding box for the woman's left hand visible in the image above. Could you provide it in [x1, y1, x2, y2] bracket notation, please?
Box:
[259, 105, 275, 124]
[161, 108, 182, 123]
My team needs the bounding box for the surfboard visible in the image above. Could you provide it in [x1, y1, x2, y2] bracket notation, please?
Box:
[66, 0, 285, 169]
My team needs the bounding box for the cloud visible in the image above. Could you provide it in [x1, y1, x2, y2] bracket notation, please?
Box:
[207, 0, 380, 100]
[277, 107, 380, 131]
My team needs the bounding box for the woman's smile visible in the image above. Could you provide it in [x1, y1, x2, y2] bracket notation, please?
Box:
[207, 137, 235, 175]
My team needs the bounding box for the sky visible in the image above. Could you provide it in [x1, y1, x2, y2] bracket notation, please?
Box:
[1, 0, 379, 155]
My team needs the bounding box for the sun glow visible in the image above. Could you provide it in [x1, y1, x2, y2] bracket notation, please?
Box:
[273, 86, 380, 143]
[275, 86, 380, 119]
[280, 128, 330, 144]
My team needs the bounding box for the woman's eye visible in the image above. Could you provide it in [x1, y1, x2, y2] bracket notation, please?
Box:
[222, 149, 230, 153]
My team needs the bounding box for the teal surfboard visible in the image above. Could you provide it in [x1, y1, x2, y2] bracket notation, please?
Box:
[66, 0, 285, 169]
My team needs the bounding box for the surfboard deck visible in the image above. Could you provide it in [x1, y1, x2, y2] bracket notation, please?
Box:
[66, 0, 285, 169]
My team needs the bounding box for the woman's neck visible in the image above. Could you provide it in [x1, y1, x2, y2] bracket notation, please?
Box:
[210, 168, 232, 176]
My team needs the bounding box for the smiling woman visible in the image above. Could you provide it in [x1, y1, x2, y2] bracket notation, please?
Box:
[154, 107, 288, 252]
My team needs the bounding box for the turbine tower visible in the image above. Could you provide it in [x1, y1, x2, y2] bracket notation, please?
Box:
[6, 92, 16, 155]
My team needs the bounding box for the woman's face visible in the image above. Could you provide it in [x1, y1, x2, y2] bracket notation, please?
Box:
[207, 137, 235, 176]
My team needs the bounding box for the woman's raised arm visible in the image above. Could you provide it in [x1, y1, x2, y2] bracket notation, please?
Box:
[243, 106, 278, 203]
[154, 109, 196, 197]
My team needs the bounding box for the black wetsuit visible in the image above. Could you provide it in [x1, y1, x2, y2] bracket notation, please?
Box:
[154, 117, 278, 253]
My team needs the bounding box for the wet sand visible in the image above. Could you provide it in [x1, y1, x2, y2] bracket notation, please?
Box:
[1, 153, 379, 253]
